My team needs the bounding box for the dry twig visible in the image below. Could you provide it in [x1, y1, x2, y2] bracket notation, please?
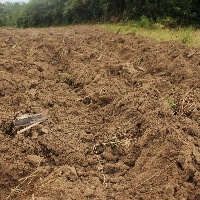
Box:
[7, 167, 39, 199]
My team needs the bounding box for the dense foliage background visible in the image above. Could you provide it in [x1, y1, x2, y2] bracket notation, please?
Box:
[0, 0, 199, 27]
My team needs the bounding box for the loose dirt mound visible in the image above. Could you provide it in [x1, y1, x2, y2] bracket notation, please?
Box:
[0, 25, 200, 200]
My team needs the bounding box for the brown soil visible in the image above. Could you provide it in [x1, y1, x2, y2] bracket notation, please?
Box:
[0, 25, 200, 200]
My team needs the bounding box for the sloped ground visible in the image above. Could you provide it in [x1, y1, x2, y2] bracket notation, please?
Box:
[0, 25, 200, 200]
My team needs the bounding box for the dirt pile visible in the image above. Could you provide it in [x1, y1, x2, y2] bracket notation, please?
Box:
[0, 25, 200, 200]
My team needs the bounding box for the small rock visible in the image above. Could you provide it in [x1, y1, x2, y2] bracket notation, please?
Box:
[87, 157, 98, 165]
[0, 90, 5, 97]
[37, 65, 45, 72]
[29, 80, 39, 88]
[93, 143, 105, 154]
[40, 127, 49, 134]
[27, 155, 43, 166]
[67, 166, 77, 177]
[112, 184, 126, 192]
[102, 148, 118, 162]
[193, 149, 200, 165]
[60, 165, 78, 182]
[90, 177, 101, 187]
[80, 131, 95, 142]
[93, 74, 101, 83]
[83, 187, 94, 197]
[163, 182, 176, 199]
[104, 163, 119, 174]
[65, 171, 78, 182]
[32, 131, 39, 139]
[81, 160, 89, 167]
[116, 160, 129, 171]
[35, 166, 52, 177]
[109, 176, 125, 183]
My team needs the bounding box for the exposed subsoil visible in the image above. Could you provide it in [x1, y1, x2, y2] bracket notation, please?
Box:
[0, 25, 200, 200]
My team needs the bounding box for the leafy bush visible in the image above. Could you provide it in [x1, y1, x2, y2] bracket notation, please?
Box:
[138, 16, 154, 29]
[63, 0, 92, 24]
[158, 17, 177, 28]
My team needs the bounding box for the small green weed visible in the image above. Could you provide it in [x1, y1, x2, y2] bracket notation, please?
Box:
[166, 98, 179, 114]
[167, 98, 176, 107]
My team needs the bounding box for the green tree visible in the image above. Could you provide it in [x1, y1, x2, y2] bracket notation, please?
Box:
[0, 2, 24, 27]
[0, 0, 199, 28]
[17, 0, 53, 27]
[63, 0, 93, 24]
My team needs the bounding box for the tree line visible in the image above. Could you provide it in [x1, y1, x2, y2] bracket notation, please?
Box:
[0, 0, 199, 28]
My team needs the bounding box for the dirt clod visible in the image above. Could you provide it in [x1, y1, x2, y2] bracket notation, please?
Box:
[26, 155, 43, 166]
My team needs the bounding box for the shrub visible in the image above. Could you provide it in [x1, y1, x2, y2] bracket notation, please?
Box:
[138, 15, 154, 29]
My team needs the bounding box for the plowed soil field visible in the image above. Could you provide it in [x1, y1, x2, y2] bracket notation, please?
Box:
[0, 25, 200, 200]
